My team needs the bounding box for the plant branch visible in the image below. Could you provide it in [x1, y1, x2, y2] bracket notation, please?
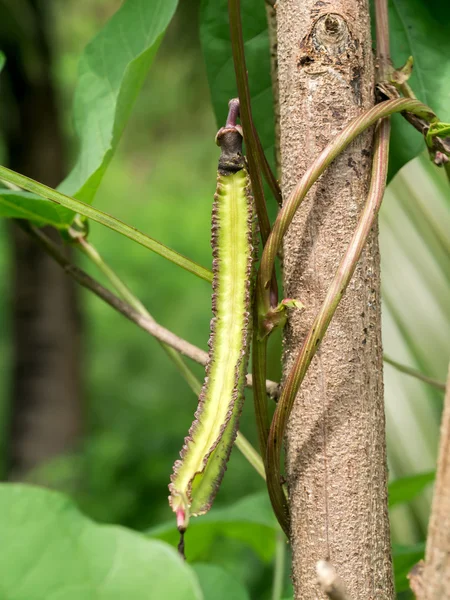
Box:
[257, 98, 436, 312]
[0, 164, 213, 283]
[384, 355, 446, 392]
[316, 561, 352, 600]
[266, 118, 392, 534]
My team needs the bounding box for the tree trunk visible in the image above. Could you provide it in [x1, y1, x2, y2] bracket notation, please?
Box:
[0, 0, 83, 479]
[276, 1, 394, 597]
[410, 365, 450, 600]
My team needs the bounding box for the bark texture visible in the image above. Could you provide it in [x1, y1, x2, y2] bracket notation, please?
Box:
[410, 365, 450, 599]
[276, 1, 394, 597]
[0, 0, 83, 479]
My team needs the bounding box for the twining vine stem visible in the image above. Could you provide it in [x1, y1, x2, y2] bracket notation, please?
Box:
[265, 118, 392, 534]
[228, 0, 282, 226]
[257, 98, 436, 313]
[250, 98, 437, 505]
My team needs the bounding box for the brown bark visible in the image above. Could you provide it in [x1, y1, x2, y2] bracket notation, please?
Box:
[410, 365, 450, 599]
[0, 0, 83, 478]
[276, 1, 394, 597]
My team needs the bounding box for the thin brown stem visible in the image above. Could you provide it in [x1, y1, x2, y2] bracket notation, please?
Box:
[228, 0, 279, 307]
[228, 0, 271, 243]
[374, 0, 391, 81]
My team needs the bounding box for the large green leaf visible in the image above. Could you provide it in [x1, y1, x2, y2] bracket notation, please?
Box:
[0, 0, 178, 227]
[0, 484, 203, 599]
[60, 0, 178, 203]
[388, 471, 435, 508]
[200, 0, 275, 172]
[201, 0, 450, 182]
[387, 0, 450, 178]
[149, 492, 278, 562]
[193, 564, 250, 600]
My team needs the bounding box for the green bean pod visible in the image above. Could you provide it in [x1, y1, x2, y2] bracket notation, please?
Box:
[169, 118, 255, 531]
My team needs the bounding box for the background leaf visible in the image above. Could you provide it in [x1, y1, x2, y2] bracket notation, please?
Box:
[386, 0, 450, 178]
[200, 0, 275, 173]
[0, 484, 203, 600]
[149, 492, 278, 562]
[388, 471, 435, 508]
[0, 0, 178, 228]
[60, 0, 179, 204]
[193, 564, 250, 600]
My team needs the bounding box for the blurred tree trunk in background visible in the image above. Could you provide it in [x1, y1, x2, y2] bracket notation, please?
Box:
[0, 0, 82, 479]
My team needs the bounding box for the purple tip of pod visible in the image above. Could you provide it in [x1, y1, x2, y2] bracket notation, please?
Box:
[225, 98, 240, 128]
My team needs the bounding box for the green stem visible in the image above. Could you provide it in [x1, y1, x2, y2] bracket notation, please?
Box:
[258, 98, 436, 312]
[0, 164, 212, 283]
[76, 239, 265, 479]
[271, 531, 286, 600]
[252, 328, 270, 461]
[383, 355, 446, 392]
[266, 118, 392, 535]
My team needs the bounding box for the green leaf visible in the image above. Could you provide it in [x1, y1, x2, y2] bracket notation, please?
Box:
[0, 190, 75, 228]
[0, 165, 213, 282]
[388, 471, 435, 507]
[200, 0, 275, 171]
[0, 484, 203, 600]
[387, 0, 450, 178]
[0, 51, 5, 72]
[426, 122, 450, 147]
[60, 0, 179, 203]
[192, 564, 250, 600]
[392, 542, 425, 593]
[149, 492, 278, 562]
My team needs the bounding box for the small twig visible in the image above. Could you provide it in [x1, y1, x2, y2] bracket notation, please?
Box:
[316, 561, 352, 600]
[384, 355, 446, 392]
[21, 222, 280, 400]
